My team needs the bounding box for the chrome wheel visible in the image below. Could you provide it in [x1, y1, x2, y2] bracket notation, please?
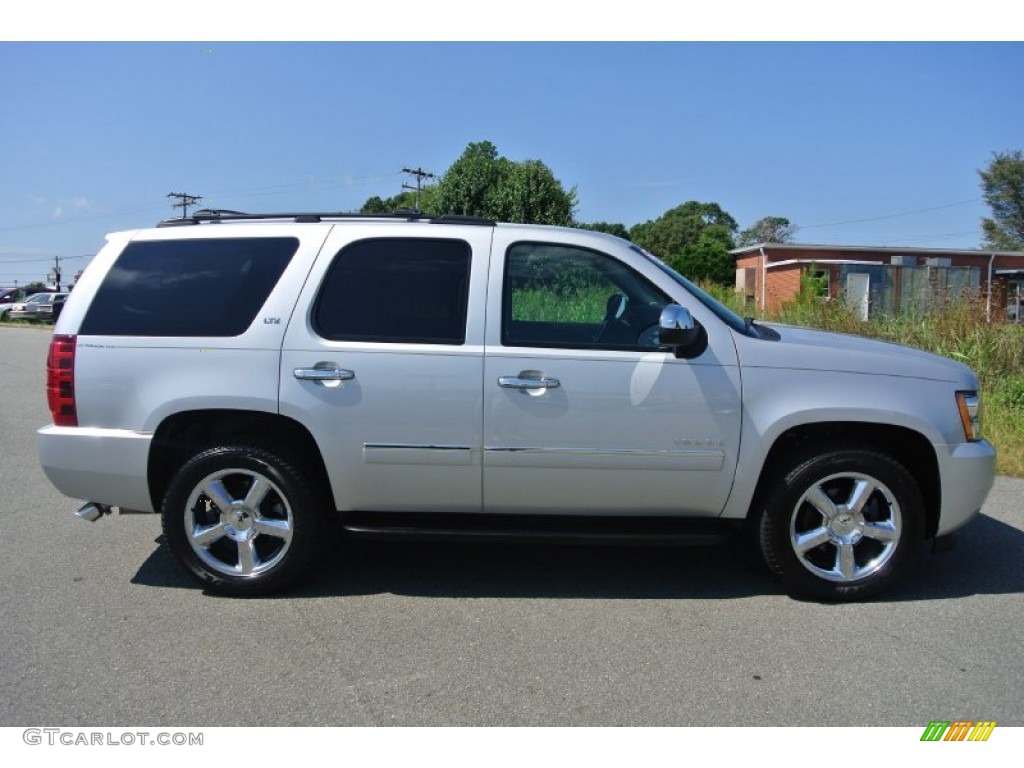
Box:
[759, 445, 923, 601]
[184, 467, 294, 578]
[789, 471, 902, 583]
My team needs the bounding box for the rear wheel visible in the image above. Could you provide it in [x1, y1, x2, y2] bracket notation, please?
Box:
[162, 445, 324, 596]
[757, 445, 924, 601]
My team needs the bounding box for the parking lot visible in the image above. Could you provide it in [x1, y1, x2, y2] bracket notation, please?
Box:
[1, 325, 1022, 726]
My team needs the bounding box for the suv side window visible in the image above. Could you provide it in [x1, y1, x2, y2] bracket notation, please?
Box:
[80, 238, 297, 337]
[314, 238, 471, 345]
[503, 242, 670, 350]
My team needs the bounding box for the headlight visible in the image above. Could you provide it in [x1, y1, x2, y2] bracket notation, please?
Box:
[956, 391, 982, 442]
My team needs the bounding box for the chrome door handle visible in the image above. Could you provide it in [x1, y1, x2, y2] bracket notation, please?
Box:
[294, 366, 355, 381]
[498, 375, 560, 390]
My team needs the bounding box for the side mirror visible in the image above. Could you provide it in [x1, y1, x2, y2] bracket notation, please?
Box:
[658, 304, 707, 358]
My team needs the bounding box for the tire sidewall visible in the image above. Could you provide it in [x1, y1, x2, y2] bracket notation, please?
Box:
[162, 445, 322, 596]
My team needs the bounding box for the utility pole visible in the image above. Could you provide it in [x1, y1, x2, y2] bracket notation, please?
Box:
[48, 255, 62, 291]
[401, 167, 435, 212]
[167, 192, 204, 219]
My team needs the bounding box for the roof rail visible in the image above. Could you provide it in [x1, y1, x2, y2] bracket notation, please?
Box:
[157, 209, 496, 227]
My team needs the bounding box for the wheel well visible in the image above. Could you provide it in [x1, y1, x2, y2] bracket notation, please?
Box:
[148, 410, 332, 514]
[751, 423, 941, 537]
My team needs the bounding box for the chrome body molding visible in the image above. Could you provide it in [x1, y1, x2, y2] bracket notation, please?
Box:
[363, 443, 475, 467]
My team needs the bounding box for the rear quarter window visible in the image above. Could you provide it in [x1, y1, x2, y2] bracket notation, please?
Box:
[80, 238, 298, 337]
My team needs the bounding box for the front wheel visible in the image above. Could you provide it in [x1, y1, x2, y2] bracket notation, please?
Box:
[162, 445, 325, 596]
[757, 445, 925, 601]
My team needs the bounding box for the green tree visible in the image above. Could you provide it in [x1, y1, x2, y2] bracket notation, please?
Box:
[359, 195, 389, 214]
[675, 227, 737, 284]
[578, 221, 631, 240]
[432, 141, 508, 217]
[629, 201, 738, 284]
[359, 188, 435, 214]
[980, 150, 1024, 250]
[491, 159, 577, 226]
[738, 216, 797, 246]
[432, 141, 576, 225]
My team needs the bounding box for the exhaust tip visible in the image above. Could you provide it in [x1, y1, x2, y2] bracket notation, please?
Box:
[75, 503, 111, 522]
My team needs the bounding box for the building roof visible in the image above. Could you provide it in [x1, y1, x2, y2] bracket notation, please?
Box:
[730, 242, 1024, 258]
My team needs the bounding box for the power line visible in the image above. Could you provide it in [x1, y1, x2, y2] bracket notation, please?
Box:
[0, 257, 58, 264]
[0, 171, 405, 234]
[0, 254, 92, 263]
[0, 203, 165, 233]
[800, 197, 982, 229]
[205, 172, 403, 199]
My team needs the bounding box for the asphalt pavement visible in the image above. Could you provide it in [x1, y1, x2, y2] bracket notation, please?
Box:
[1, 325, 1022, 726]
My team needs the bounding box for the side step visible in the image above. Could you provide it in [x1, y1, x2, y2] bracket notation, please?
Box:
[341, 512, 741, 547]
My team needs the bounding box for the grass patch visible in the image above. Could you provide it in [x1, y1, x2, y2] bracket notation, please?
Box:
[511, 286, 607, 324]
[0, 318, 54, 329]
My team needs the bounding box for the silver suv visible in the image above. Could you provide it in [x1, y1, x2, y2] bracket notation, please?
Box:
[38, 210, 996, 600]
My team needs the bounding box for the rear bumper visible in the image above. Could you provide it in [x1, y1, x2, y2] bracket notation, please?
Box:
[936, 439, 997, 536]
[37, 425, 154, 512]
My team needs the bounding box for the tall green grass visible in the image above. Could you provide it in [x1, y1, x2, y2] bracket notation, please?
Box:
[511, 286, 607, 324]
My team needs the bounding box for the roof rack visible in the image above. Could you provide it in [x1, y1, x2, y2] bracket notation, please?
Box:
[157, 209, 496, 228]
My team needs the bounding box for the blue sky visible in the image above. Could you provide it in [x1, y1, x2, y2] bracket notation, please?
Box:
[1, 41, 1022, 286]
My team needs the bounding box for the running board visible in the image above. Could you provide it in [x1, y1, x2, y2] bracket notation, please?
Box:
[341, 513, 741, 547]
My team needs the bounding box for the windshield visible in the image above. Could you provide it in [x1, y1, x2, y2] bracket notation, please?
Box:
[630, 245, 752, 335]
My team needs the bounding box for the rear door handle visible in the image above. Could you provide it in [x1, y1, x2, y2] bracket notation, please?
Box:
[498, 373, 560, 391]
[294, 364, 355, 382]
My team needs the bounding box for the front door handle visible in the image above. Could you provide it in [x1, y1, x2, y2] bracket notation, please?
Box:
[498, 373, 561, 391]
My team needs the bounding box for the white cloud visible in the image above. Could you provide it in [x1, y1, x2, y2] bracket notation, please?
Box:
[52, 205, 64, 220]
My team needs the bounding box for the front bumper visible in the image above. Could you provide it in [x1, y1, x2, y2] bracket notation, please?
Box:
[936, 439, 997, 536]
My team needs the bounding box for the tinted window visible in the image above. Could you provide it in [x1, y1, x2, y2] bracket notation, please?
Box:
[81, 238, 297, 337]
[314, 238, 470, 345]
[503, 242, 669, 350]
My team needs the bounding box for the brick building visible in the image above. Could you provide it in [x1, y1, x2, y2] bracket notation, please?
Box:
[731, 243, 1024, 322]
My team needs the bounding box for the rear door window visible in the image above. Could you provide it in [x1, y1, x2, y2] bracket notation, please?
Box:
[313, 238, 471, 345]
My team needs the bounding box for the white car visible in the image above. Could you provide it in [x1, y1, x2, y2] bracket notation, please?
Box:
[8, 292, 68, 321]
[37, 210, 996, 600]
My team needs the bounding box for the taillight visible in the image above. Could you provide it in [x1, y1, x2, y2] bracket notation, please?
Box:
[46, 334, 78, 427]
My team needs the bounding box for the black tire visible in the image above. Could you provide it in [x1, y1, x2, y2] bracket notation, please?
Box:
[757, 444, 924, 602]
[162, 444, 325, 596]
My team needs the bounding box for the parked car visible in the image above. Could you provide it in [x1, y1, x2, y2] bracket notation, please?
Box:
[9, 292, 68, 321]
[37, 210, 996, 600]
[0, 287, 38, 320]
